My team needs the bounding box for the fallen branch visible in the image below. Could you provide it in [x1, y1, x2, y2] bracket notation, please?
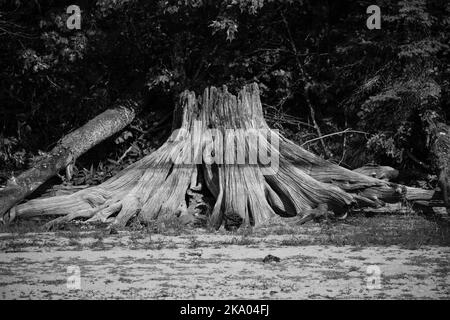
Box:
[0, 98, 140, 220]
[301, 128, 369, 147]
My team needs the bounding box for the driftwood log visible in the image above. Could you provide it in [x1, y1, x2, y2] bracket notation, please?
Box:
[0, 98, 139, 220]
[1, 83, 445, 229]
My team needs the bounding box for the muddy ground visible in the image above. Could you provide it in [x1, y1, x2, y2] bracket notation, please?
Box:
[0, 214, 449, 299]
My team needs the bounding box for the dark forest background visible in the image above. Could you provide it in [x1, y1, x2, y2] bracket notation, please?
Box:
[0, 0, 448, 188]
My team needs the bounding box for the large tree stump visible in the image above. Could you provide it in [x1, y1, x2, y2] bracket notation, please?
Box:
[8, 83, 443, 229]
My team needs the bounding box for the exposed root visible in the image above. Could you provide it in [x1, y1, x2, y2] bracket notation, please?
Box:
[44, 209, 98, 231]
[86, 201, 123, 224]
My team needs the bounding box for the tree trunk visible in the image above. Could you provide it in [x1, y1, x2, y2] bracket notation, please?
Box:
[0, 99, 138, 220]
[7, 83, 444, 229]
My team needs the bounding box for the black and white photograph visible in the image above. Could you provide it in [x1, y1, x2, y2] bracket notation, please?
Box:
[0, 0, 449, 304]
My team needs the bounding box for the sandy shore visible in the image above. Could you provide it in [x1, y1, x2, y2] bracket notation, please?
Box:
[0, 232, 448, 299]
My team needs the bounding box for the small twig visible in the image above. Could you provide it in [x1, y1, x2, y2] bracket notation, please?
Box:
[339, 134, 347, 166]
[301, 128, 369, 147]
[339, 118, 349, 165]
[118, 145, 133, 163]
[129, 125, 146, 134]
[264, 110, 314, 129]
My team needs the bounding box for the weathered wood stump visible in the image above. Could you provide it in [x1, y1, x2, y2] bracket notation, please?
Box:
[4, 83, 443, 229]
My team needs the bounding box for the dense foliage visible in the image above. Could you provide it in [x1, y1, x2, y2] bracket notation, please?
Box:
[0, 0, 448, 186]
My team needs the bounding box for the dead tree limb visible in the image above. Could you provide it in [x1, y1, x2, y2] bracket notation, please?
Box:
[301, 129, 369, 147]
